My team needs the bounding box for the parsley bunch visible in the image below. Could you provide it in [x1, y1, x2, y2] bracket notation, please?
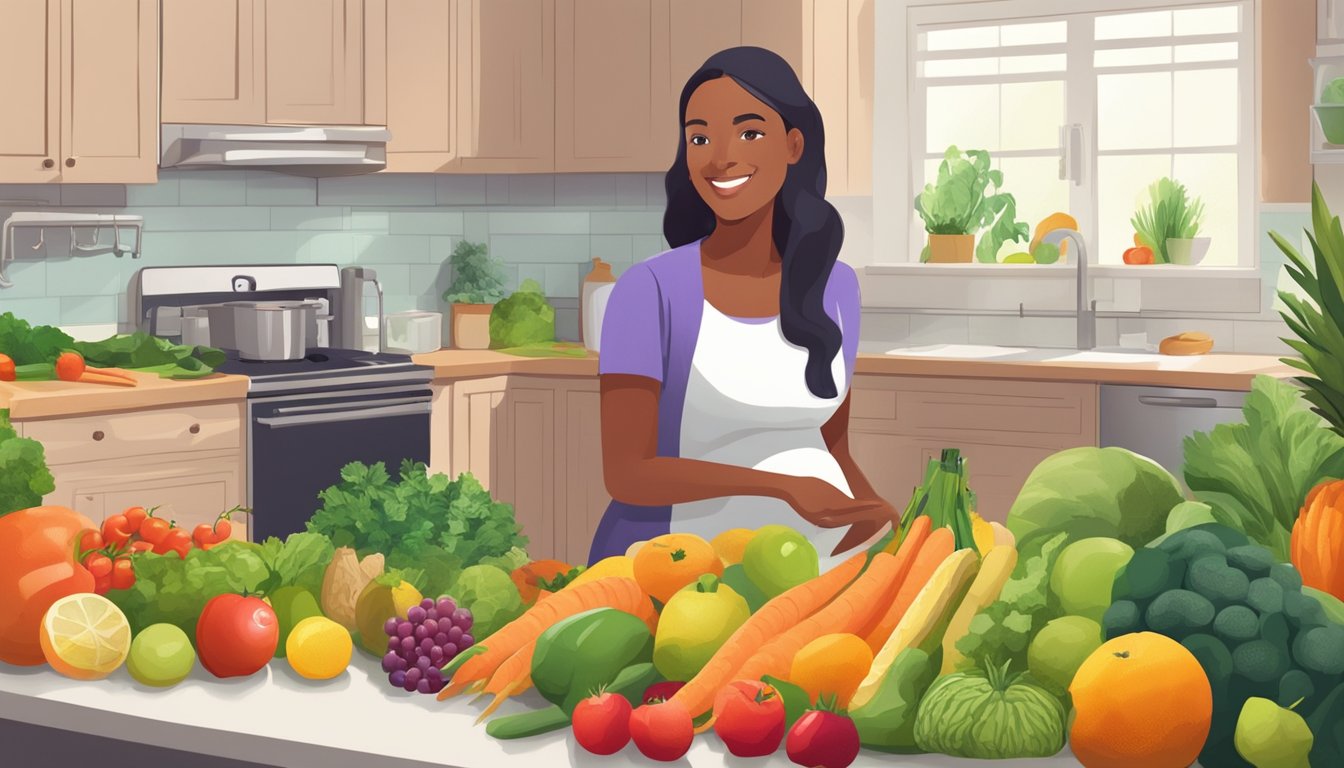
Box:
[955, 532, 1069, 673]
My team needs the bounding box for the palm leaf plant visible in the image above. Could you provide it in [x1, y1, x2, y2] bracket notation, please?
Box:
[1270, 182, 1344, 437]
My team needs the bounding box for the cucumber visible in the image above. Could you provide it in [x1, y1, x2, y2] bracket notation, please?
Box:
[485, 662, 663, 740]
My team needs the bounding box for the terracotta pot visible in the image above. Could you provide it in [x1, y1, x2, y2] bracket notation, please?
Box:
[927, 233, 975, 263]
[451, 303, 494, 350]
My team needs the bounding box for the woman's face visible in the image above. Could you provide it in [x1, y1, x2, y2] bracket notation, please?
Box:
[683, 77, 804, 223]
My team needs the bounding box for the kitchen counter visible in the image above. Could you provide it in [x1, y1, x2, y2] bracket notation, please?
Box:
[0, 657, 1082, 768]
[412, 348, 1297, 391]
[0, 371, 250, 420]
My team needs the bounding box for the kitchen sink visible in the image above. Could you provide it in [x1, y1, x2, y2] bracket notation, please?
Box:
[881, 344, 1203, 369]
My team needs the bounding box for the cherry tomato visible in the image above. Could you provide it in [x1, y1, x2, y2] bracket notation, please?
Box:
[110, 557, 135, 591]
[158, 528, 192, 559]
[101, 515, 134, 548]
[122, 506, 149, 534]
[785, 707, 860, 768]
[93, 574, 112, 595]
[75, 528, 105, 557]
[714, 680, 786, 758]
[139, 516, 171, 546]
[629, 700, 693, 762]
[572, 691, 633, 755]
[195, 594, 278, 677]
[128, 540, 154, 554]
[81, 552, 113, 579]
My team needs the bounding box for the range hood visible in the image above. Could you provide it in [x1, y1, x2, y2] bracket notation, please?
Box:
[160, 124, 392, 177]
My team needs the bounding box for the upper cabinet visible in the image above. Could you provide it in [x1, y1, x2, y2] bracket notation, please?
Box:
[365, 0, 459, 171]
[162, 0, 367, 126]
[0, 0, 157, 184]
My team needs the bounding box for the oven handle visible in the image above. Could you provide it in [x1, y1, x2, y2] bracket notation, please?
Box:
[256, 402, 432, 428]
[269, 395, 430, 416]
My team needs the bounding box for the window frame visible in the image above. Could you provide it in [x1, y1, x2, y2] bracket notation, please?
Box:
[875, 0, 1261, 280]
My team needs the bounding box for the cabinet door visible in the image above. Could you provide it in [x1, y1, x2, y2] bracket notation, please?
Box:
[0, 0, 60, 182]
[428, 382, 454, 477]
[455, 0, 555, 172]
[555, 0, 669, 172]
[557, 381, 608, 566]
[265, 0, 364, 124]
[366, 0, 458, 171]
[494, 382, 558, 562]
[655, 0, 743, 163]
[161, 0, 265, 124]
[60, 0, 157, 183]
[449, 376, 508, 490]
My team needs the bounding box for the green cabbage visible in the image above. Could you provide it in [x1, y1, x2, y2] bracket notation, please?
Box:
[451, 564, 524, 640]
[489, 279, 555, 349]
[1006, 446, 1185, 558]
[1324, 77, 1344, 104]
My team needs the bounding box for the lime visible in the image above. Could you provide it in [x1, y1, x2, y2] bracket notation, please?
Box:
[287, 616, 353, 680]
[742, 525, 818, 599]
[127, 623, 196, 687]
[1049, 538, 1135, 622]
[1028, 615, 1103, 693]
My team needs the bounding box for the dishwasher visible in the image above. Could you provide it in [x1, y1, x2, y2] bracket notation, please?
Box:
[1099, 385, 1247, 486]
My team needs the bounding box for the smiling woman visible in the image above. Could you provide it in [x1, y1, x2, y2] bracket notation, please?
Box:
[588, 47, 899, 571]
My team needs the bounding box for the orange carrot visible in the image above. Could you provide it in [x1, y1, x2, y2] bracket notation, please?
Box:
[437, 576, 655, 701]
[862, 525, 955, 654]
[668, 550, 867, 719]
[475, 643, 536, 723]
[855, 515, 931, 639]
[732, 545, 913, 685]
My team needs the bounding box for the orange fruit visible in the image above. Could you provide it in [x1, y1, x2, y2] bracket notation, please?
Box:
[40, 593, 132, 680]
[633, 533, 722, 604]
[1069, 631, 1212, 768]
[789, 633, 874, 708]
[710, 528, 756, 567]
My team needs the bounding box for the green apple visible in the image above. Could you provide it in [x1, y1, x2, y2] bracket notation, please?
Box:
[1028, 615, 1102, 693]
[1049, 537, 1135, 622]
[1234, 696, 1313, 768]
[270, 585, 323, 658]
[743, 525, 818, 599]
[127, 623, 196, 687]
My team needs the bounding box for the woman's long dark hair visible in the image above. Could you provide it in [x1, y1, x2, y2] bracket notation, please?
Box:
[665, 46, 845, 399]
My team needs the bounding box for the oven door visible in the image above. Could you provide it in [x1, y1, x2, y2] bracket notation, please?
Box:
[247, 386, 432, 541]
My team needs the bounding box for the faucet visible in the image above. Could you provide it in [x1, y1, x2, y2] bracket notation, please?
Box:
[1041, 228, 1095, 350]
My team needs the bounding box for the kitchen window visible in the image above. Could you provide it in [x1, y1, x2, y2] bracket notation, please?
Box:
[888, 0, 1255, 271]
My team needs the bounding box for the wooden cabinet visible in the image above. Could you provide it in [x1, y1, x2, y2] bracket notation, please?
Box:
[22, 402, 248, 540]
[494, 379, 558, 563]
[556, 381, 609, 566]
[365, 0, 459, 171]
[0, 0, 156, 184]
[265, 0, 364, 124]
[161, 0, 264, 124]
[847, 375, 1099, 522]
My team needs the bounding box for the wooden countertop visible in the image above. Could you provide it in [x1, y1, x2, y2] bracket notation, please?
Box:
[413, 348, 1298, 391]
[0, 372, 250, 420]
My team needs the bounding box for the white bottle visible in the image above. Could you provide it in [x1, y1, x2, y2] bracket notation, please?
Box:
[580, 258, 616, 351]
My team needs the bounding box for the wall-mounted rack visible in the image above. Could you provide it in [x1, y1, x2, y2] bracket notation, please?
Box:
[0, 212, 144, 289]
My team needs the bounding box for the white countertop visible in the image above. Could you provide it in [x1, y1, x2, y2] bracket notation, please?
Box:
[0, 655, 1085, 768]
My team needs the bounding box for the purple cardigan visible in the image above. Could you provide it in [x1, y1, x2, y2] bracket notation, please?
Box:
[588, 239, 861, 564]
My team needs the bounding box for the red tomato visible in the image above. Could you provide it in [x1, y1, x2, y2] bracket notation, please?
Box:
[642, 680, 686, 705]
[786, 709, 860, 768]
[76, 528, 105, 556]
[81, 553, 113, 579]
[100, 515, 133, 548]
[572, 691, 633, 755]
[122, 506, 149, 534]
[110, 557, 135, 591]
[139, 516, 171, 546]
[128, 540, 154, 554]
[195, 594, 278, 677]
[629, 700, 693, 762]
[0, 507, 97, 665]
[160, 528, 192, 559]
[713, 680, 786, 757]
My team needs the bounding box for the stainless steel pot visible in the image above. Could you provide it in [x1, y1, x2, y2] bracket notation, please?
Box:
[219, 301, 313, 361]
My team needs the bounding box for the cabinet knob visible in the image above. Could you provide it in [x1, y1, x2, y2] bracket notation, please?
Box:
[65, 157, 76, 168]
[42, 158, 55, 169]
[91, 430, 104, 441]
[189, 423, 201, 434]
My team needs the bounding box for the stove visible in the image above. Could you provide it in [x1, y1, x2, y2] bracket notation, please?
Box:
[216, 346, 433, 395]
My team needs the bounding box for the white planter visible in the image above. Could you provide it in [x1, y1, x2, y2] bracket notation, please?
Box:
[1166, 237, 1211, 266]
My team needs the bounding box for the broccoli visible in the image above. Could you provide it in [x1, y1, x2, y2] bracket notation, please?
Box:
[1189, 522, 1250, 550]
[1284, 591, 1328, 631]
[1232, 639, 1291, 685]
[1226, 545, 1274, 579]
[1260, 612, 1292, 651]
[1278, 669, 1316, 709]
[1213, 605, 1259, 645]
[1114, 548, 1180, 603]
[1186, 554, 1251, 609]
[1292, 625, 1344, 676]
[1269, 562, 1304, 592]
[1247, 577, 1285, 615]
[1159, 529, 1227, 562]
[1103, 600, 1143, 640]
[1182, 633, 1234, 697]
[1146, 589, 1216, 638]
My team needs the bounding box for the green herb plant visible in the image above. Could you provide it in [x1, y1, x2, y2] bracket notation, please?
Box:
[914, 146, 1029, 263]
[443, 240, 507, 305]
[0, 409, 55, 516]
[954, 532, 1068, 673]
[1130, 177, 1205, 264]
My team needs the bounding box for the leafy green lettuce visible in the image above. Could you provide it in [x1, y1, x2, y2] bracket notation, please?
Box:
[489, 279, 555, 349]
[0, 409, 55, 516]
[0, 311, 224, 378]
[955, 532, 1068, 673]
[451, 564, 525, 640]
[1182, 375, 1344, 561]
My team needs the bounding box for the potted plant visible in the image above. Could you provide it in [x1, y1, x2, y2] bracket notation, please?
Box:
[915, 146, 1029, 263]
[1131, 177, 1207, 265]
[442, 240, 507, 349]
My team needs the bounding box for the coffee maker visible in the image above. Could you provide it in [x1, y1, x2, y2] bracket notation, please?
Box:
[333, 266, 384, 352]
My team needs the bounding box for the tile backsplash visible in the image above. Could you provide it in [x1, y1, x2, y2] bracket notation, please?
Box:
[0, 171, 673, 343]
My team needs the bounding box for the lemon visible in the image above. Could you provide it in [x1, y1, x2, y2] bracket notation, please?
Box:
[286, 616, 354, 680]
[391, 581, 422, 618]
[711, 528, 757, 567]
[40, 593, 132, 680]
[355, 579, 421, 655]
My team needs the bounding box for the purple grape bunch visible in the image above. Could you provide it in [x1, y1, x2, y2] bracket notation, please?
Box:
[381, 596, 474, 694]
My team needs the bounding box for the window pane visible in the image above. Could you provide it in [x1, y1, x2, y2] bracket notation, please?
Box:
[1001, 21, 1066, 46]
[1001, 80, 1064, 150]
[925, 25, 998, 52]
[1097, 154, 1171, 265]
[1095, 11, 1172, 40]
[1174, 42, 1238, 63]
[927, 84, 1000, 152]
[1000, 54, 1067, 74]
[1095, 46, 1172, 68]
[1098, 72, 1172, 150]
[1172, 153, 1239, 267]
[1174, 68, 1238, 147]
[999, 156, 1071, 258]
[923, 57, 999, 78]
[1174, 5, 1240, 36]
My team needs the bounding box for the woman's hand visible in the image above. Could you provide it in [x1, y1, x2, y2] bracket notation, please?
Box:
[783, 477, 900, 556]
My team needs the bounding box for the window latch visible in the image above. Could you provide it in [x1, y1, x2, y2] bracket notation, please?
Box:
[1059, 124, 1084, 186]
